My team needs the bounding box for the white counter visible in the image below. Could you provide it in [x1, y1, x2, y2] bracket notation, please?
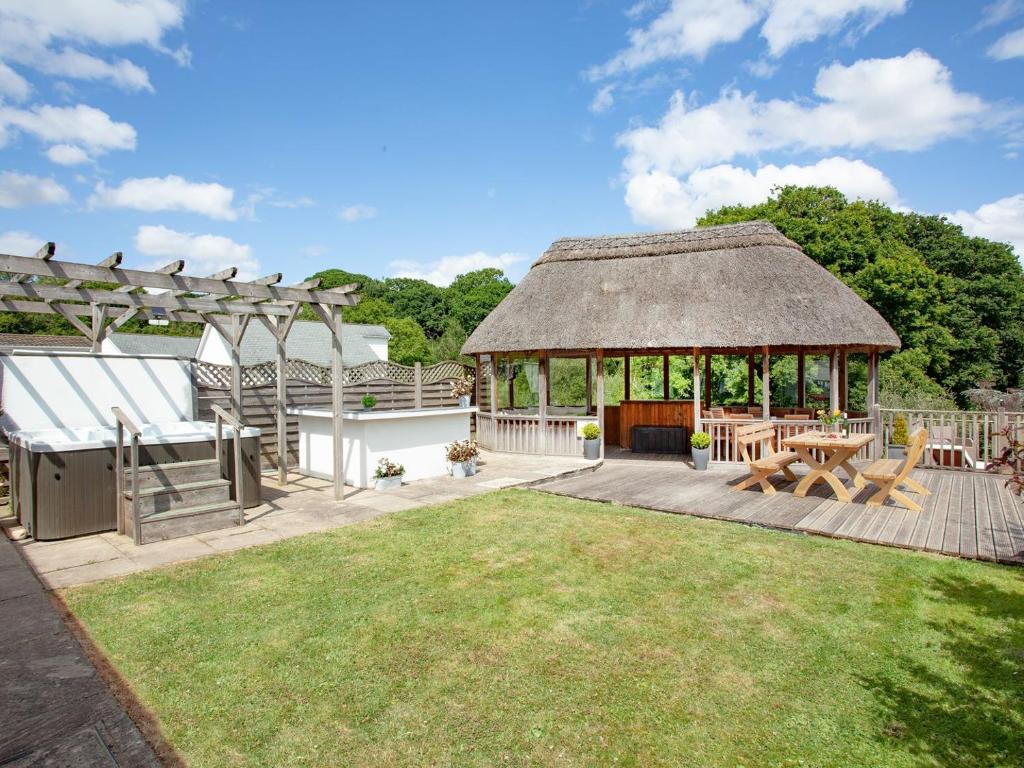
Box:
[288, 406, 477, 488]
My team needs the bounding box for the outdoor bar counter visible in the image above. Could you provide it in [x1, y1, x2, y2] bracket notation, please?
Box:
[288, 406, 477, 488]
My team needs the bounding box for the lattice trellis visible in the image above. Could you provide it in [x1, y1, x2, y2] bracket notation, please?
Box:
[195, 358, 473, 389]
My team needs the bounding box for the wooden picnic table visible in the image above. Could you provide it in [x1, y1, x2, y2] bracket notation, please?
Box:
[782, 430, 875, 502]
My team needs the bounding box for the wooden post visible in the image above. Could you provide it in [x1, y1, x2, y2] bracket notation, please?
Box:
[538, 353, 548, 454]
[747, 353, 755, 408]
[867, 350, 880, 458]
[413, 362, 423, 408]
[474, 354, 483, 407]
[90, 303, 107, 353]
[797, 351, 806, 408]
[662, 354, 670, 400]
[692, 349, 702, 435]
[230, 314, 243, 420]
[489, 354, 498, 416]
[623, 355, 631, 401]
[829, 348, 840, 412]
[761, 346, 770, 420]
[330, 304, 345, 500]
[586, 355, 593, 414]
[704, 352, 712, 408]
[508, 356, 515, 409]
[275, 316, 288, 486]
[839, 350, 848, 412]
[596, 350, 605, 459]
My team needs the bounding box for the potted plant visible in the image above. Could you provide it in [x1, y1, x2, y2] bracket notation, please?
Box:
[691, 431, 711, 470]
[361, 394, 377, 411]
[888, 415, 910, 460]
[374, 458, 405, 490]
[582, 422, 601, 460]
[446, 439, 478, 478]
[451, 374, 475, 408]
[815, 407, 842, 436]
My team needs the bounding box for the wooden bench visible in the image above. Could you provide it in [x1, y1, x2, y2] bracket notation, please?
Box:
[733, 421, 800, 494]
[862, 427, 931, 512]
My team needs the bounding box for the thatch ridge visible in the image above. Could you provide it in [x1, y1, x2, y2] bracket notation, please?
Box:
[464, 221, 900, 355]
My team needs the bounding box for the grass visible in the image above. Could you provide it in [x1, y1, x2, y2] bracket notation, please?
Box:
[64, 489, 1024, 767]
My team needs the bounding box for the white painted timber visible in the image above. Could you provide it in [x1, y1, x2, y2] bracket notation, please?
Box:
[289, 406, 477, 488]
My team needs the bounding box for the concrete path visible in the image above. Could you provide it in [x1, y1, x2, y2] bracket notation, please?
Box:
[0, 535, 160, 766]
[13, 450, 596, 589]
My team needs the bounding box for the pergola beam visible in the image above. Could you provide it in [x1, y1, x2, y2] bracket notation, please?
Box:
[0, 253, 358, 305]
[11, 242, 55, 283]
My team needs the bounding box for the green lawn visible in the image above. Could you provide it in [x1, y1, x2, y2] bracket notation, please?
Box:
[65, 489, 1024, 767]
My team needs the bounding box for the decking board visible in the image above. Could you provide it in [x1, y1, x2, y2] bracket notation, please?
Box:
[534, 451, 1023, 565]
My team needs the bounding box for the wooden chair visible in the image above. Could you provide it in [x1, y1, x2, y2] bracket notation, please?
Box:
[726, 412, 752, 420]
[733, 421, 800, 494]
[862, 427, 931, 512]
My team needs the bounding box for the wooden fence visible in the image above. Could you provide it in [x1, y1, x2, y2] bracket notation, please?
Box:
[195, 359, 473, 469]
[704, 417, 876, 464]
[879, 407, 1024, 471]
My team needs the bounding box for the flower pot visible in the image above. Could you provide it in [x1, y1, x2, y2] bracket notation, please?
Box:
[451, 460, 472, 479]
[692, 446, 710, 470]
[887, 444, 906, 460]
[375, 475, 403, 491]
[458, 395, 471, 408]
[469, 455, 478, 475]
[583, 437, 600, 460]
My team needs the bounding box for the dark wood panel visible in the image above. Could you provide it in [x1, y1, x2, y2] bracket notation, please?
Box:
[617, 400, 694, 448]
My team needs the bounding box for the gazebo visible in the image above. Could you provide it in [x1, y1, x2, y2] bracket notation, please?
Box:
[463, 221, 900, 460]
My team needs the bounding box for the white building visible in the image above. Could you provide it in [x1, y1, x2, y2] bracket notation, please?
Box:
[195, 320, 390, 367]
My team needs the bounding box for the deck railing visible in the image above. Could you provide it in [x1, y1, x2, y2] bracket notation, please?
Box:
[476, 412, 593, 456]
[879, 408, 1024, 471]
[704, 417, 875, 464]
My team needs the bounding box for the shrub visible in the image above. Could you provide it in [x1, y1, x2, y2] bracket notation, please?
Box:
[691, 431, 711, 450]
[581, 423, 601, 441]
[374, 458, 405, 479]
[362, 394, 377, 409]
[891, 414, 909, 446]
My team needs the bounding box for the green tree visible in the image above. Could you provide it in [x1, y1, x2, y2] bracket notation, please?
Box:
[380, 278, 449, 338]
[446, 268, 514, 334]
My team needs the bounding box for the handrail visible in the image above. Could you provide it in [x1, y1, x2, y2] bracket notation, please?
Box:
[111, 406, 141, 543]
[211, 403, 246, 525]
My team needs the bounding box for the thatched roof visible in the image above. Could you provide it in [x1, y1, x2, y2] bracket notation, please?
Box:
[463, 221, 900, 355]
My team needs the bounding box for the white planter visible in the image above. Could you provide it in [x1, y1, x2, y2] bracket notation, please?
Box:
[458, 395, 472, 408]
[451, 460, 472, 479]
[583, 437, 600, 460]
[692, 446, 710, 470]
[375, 475, 403, 491]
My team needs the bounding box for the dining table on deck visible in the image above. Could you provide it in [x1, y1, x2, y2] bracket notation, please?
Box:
[781, 430, 876, 502]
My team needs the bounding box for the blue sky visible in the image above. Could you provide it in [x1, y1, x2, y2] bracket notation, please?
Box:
[0, 1, 1022, 287]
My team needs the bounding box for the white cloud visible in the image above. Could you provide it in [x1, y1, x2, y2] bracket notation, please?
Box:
[0, 171, 70, 207]
[590, 0, 907, 76]
[0, 229, 46, 255]
[945, 193, 1024, 259]
[302, 244, 329, 258]
[45, 143, 90, 165]
[0, 103, 137, 160]
[268, 195, 315, 209]
[0, 61, 30, 101]
[976, 0, 1022, 31]
[338, 204, 377, 222]
[618, 51, 986, 178]
[90, 175, 237, 220]
[590, 84, 616, 114]
[988, 27, 1024, 60]
[0, 0, 187, 91]
[390, 252, 528, 286]
[625, 157, 898, 228]
[134, 225, 258, 280]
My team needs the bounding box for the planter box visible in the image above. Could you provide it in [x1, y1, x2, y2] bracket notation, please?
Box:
[375, 475, 404, 491]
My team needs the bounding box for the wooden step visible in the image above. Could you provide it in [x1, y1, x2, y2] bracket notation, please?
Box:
[127, 478, 231, 515]
[127, 459, 221, 488]
[137, 501, 241, 544]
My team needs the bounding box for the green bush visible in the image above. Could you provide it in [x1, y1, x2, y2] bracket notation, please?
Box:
[361, 394, 377, 409]
[891, 414, 909, 445]
[582, 423, 601, 441]
[691, 431, 711, 450]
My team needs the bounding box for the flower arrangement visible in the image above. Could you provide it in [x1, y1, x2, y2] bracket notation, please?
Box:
[361, 394, 377, 409]
[989, 424, 1023, 498]
[451, 374, 475, 398]
[446, 439, 479, 463]
[691, 431, 711, 450]
[374, 458, 405, 479]
[816, 408, 842, 429]
[582, 422, 601, 441]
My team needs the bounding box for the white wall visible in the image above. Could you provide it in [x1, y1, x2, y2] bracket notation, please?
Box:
[0, 352, 196, 432]
[195, 326, 231, 365]
[367, 337, 388, 362]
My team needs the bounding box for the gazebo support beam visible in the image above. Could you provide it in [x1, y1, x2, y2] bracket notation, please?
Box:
[596, 350, 605, 459]
[692, 348, 702, 436]
[704, 353, 712, 408]
[538, 352, 549, 455]
[839, 350, 848, 412]
[586, 356, 593, 413]
[662, 354, 670, 400]
[747, 353, 755, 408]
[623, 355, 630, 401]
[761, 346, 770, 420]
[489, 353, 498, 417]
[829, 348, 840, 412]
[797, 352, 806, 409]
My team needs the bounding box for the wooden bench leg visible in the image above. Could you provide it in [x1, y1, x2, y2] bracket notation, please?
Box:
[735, 469, 776, 494]
[890, 488, 924, 513]
[866, 481, 894, 507]
[901, 475, 930, 495]
[781, 464, 797, 482]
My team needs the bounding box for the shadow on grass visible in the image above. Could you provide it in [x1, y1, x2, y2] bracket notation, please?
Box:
[858, 574, 1024, 766]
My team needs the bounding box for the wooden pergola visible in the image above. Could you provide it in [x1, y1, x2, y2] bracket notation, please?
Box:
[0, 243, 360, 499]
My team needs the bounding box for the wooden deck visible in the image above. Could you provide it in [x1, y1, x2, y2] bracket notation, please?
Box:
[534, 449, 1024, 565]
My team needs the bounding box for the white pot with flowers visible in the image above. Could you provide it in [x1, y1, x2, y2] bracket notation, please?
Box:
[451, 373, 475, 409]
[374, 458, 405, 490]
[447, 439, 479, 478]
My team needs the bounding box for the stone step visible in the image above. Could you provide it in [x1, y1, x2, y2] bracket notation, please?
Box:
[127, 459, 221, 488]
[126, 479, 231, 515]
[137, 501, 241, 544]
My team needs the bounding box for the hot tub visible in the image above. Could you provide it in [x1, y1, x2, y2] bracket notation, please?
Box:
[9, 421, 262, 540]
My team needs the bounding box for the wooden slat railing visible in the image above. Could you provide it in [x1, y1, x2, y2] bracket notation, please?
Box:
[475, 412, 592, 456]
[879, 408, 1024, 471]
[704, 417, 875, 464]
